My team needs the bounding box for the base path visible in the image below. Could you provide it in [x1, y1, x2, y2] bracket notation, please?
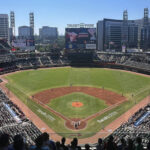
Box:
[33, 86, 126, 106]
[33, 86, 126, 130]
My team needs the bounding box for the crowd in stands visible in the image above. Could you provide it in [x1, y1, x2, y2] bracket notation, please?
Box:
[0, 49, 150, 74]
[0, 132, 150, 150]
[0, 40, 11, 55]
[106, 103, 150, 149]
[0, 89, 41, 145]
[97, 53, 150, 71]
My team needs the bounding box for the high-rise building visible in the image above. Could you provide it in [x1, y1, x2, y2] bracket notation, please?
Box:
[128, 22, 138, 48]
[140, 8, 150, 51]
[39, 26, 58, 43]
[0, 14, 9, 41]
[122, 10, 128, 49]
[18, 26, 33, 38]
[29, 12, 34, 36]
[97, 11, 139, 51]
[97, 19, 122, 51]
[10, 11, 15, 36]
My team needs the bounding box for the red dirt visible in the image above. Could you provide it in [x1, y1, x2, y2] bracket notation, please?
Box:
[72, 102, 83, 107]
[32, 86, 126, 130]
[33, 86, 126, 106]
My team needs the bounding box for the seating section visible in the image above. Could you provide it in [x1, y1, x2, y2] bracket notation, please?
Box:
[97, 53, 150, 71]
[0, 89, 41, 145]
[108, 104, 150, 148]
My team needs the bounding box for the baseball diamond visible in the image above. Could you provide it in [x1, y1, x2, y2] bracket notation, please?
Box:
[4, 67, 150, 139]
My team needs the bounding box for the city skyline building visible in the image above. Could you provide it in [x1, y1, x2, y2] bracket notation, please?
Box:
[140, 8, 150, 50]
[29, 12, 34, 36]
[18, 26, 33, 38]
[96, 8, 150, 51]
[0, 14, 9, 41]
[39, 26, 58, 43]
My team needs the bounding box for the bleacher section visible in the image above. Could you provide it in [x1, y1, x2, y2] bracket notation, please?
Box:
[108, 104, 150, 148]
[0, 89, 41, 145]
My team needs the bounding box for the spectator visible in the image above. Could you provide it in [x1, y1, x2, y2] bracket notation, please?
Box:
[43, 133, 56, 150]
[147, 141, 150, 150]
[60, 137, 68, 150]
[117, 138, 126, 150]
[56, 141, 61, 150]
[72, 138, 81, 150]
[8, 134, 28, 150]
[104, 135, 117, 150]
[96, 138, 103, 150]
[69, 141, 75, 150]
[42, 133, 50, 147]
[0, 133, 10, 150]
[85, 144, 90, 150]
[30, 134, 49, 150]
[135, 137, 143, 150]
[126, 139, 135, 150]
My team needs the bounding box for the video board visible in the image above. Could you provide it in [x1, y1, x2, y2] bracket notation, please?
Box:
[65, 28, 96, 49]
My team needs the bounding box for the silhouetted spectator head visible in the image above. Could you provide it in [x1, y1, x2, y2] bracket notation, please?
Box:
[13, 134, 24, 150]
[128, 139, 133, 145]
[147, 140, 150, 150]
[108, 135, 114, 142]
[98, 138, 103, 145]
[42, 132, 49, 145]
[35, 134, 44, 148]
[121, 138, 126, 145]
[0, 133, 9, 148]
[73, 138, 78, 146]
[136, 137, 142, 145]
[126, 139, 134, 150]
[85, 144, 90, 150]
[56, 141, 61, 150]
[71, 141, 75, 148]
[61, 137, 66, 145]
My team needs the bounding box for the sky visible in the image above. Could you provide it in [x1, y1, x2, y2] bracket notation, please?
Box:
[0, 0, 150, 35]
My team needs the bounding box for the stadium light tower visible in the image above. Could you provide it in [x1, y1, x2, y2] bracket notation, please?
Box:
[10, 11, 15, 37]
[144, 8, 149, 26]
[29, 12, 34, 36]
[122, 10, 128, 51]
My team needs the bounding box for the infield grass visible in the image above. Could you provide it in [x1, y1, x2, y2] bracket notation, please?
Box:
[48, 92, 107, 118]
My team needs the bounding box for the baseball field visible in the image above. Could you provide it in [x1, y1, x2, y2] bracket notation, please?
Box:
[5, 67, 150, 139]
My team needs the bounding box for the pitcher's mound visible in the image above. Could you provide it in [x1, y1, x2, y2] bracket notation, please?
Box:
[72, 102, 83, 108]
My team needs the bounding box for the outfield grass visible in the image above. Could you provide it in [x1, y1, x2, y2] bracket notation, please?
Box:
[5, 67, 150, 139]
[5, 67, 150, 96]
[48, 92, 107, 118]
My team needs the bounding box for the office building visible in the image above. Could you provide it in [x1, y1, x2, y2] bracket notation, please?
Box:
[18, 26, 33, 39]
[140, 8, 150, 51]
[39, 26, 58, 43]
[97, 19, 123, 51]
[0, 14, 9, 41]
[97, 14, 139, 51]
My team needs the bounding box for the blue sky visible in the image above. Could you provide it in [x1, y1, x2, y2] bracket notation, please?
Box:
[0, 0, 150, 35]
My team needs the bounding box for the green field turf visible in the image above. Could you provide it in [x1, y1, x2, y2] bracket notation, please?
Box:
[48, 92, 107, 118]
[5, 67, 150, 139]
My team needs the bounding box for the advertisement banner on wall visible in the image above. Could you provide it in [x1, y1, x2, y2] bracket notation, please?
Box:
[86, 44, 96, 49]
